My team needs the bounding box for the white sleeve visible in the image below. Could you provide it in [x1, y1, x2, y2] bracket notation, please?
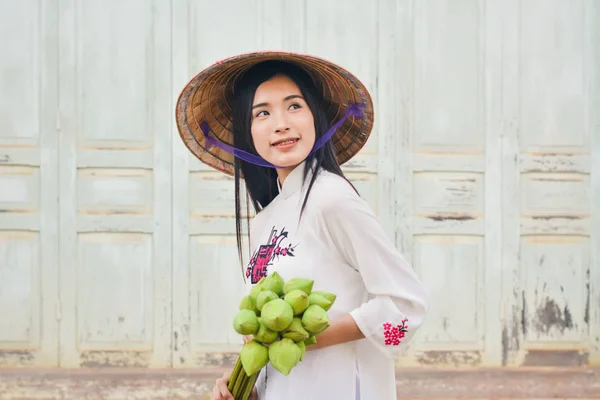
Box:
[320, 186, 430, 359]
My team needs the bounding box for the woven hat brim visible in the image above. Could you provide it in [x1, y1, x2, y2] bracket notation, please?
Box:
[175, 51, 375, 176]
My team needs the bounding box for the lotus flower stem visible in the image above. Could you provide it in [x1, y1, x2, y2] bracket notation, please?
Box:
[227, 356, 243, 393]
[239, 371, 259, 400]
[232, 367, 247, 398]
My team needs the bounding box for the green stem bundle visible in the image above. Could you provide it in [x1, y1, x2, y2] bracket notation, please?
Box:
[227, 356, 259, 400]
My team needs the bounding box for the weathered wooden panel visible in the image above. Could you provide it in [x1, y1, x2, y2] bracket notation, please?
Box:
[77, 169, 154, 214]
[403, 0, 490, 367]
[521, 237, 589, 344]
[0, 232, 40, 342]
[188, 237, 246, 349]
[0, 166, 40, 211]
[0, 0, 40, 140]
[521, 173, 590, 217]
[414, 236, 483, 346]
[0, 0, 59, 367]
[501, 0, 597, 367]
[414, 172, 484, 216]
[414, 0, 483, 153]
[77, 233, 153, 348]
[58, 0, 171, 367]
[519, 0, 588, 152]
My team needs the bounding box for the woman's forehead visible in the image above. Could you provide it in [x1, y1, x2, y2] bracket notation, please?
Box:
[254, 75, 302, 100]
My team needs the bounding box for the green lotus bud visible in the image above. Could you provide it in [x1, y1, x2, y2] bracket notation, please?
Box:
[308, 293, 332, 311]
[311, 290, 337, 305]
[240, 340, 269, 376]
[233, 309, 259, 335]
[301, 305, 329, 334]
[253, 318, 279, 344]
[283, 278, 314, 295]
[262, 272, 285, 296]
[256, 290, 279, 311]
[268, 338, 301, 376]
[284, 290, 310, 315]
[239, 295, 256, 312]
[282, 317, 310, 342]
[260, 299, 294, 331]
[304, 335, 317, 346]
[296, 341, 306, 361]
[249, 278, 266, 302]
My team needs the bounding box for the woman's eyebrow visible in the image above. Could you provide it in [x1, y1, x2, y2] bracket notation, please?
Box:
[252, 94, 304, 109]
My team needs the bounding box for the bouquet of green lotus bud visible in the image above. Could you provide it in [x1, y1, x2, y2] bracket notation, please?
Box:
[227, 272, 337, 400]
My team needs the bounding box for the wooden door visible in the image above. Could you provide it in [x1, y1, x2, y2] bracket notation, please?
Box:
[0, 0, 60, 367]
[57, 0, 173, 367]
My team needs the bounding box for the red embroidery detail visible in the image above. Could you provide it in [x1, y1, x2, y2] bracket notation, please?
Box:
[383, 318, 409, 346]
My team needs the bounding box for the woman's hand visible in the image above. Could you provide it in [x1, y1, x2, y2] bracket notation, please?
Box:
[210, 369, 259, 400]
[210, 370, 233, 400]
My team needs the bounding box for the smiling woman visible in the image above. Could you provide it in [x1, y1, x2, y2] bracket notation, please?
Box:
[175, 52, 429, 400]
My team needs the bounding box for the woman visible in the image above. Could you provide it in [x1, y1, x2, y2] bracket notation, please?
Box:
[175, 52, 429, 400]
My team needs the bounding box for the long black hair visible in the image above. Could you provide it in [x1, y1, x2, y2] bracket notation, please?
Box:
[231, 60, 357, 277]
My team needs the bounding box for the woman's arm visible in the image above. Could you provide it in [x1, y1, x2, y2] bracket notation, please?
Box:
[312, 179, 430, 358]
[309, 313, 365, 350]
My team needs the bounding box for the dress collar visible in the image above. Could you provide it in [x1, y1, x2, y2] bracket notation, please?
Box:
[277, 160, 316, 200]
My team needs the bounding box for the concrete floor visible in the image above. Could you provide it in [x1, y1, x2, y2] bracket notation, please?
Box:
[0, 367, 599, 399]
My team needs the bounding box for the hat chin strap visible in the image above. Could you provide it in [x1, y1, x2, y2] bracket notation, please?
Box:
[199, 102, 364, 169]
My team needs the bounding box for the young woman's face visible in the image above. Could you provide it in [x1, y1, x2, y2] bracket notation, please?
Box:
[250, 74, 316, 181]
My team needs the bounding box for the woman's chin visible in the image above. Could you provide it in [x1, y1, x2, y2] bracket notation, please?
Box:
[267, 153, 310, 169]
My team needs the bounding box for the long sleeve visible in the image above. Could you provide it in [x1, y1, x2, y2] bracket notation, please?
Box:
[320, 182, 430, 359]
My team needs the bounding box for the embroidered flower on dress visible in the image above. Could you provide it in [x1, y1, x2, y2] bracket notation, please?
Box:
[246, 226, 298, 283]
[383, 318, 409, 346]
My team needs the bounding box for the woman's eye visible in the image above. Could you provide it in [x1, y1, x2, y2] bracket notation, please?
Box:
[289, 103, 301, 110]
[256, 110, 269, 117]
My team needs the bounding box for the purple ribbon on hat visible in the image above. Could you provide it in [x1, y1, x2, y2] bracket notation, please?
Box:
[200, 102, 364, 168]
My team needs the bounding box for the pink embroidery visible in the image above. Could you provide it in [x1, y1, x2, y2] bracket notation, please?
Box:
[383, 318, 409, 346]
[246, 226, 298, 283]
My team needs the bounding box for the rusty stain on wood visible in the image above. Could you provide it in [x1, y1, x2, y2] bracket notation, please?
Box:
[415, 350, 482, 367]
[79, 351, 150, 368]
[522, 349, 589, 367]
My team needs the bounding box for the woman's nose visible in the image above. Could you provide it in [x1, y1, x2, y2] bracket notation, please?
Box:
[274, 114, 290, 133]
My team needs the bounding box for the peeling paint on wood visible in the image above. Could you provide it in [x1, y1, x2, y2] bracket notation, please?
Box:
[416, 350, 482, 367]
[79, 351, 150, 368]
[193, 351, 238, 368]
[523, 349, 589, 367]
[0, 350, 35, 366]
[534, 298, 574, 334]
[427, 214, 475, 221]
